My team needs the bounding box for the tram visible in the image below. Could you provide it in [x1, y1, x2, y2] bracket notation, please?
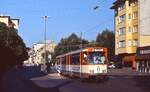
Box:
[55, 47, 108, 79]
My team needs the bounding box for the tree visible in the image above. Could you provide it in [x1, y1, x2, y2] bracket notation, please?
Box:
[54, 33, 88, 57]
[0, 22, 28, 72]
[96, 29, 115, 61]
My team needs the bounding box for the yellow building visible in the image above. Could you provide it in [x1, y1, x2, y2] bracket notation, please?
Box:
[111, 0, 139, 69]
[0, 15, 19, 30]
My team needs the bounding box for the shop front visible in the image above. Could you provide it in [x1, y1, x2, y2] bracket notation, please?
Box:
[116, 54, 136, 69]
[122, 54, 136, 69]
[135, 46, 150, 73]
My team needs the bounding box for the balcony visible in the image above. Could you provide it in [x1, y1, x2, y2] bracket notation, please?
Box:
[118, 9, 126, 16]
[132, 5, 138, 12]
[126, 46, 137, 54]
[117, 22, 126, 28]
[117, 47, 126, 54]
[132, 32, 138, 39]
[117, 35, 126, 41]
[132, 19, 138, 25]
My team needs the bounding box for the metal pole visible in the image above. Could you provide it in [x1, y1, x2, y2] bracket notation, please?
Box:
[42, 16, 49, 73]
[80, 32, 83, 78]
[80, 32, 83, 49]
[43, 16, 48, 63]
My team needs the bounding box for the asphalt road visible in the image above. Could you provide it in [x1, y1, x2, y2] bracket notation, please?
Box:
[1, 67, 150, 92]
[31, 73, 150, 92]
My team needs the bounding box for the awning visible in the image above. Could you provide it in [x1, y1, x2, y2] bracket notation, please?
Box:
[135, 54, 150, 61]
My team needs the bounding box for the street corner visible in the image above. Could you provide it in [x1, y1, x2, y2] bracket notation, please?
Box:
[30, 73, 72, 88]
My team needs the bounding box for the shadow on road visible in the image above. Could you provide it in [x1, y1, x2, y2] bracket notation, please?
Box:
[133, 75, 150, 92]
[0, 66, 73, 92]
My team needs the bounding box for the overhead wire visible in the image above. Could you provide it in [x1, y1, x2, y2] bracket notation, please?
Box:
[77, 0, 112, 36]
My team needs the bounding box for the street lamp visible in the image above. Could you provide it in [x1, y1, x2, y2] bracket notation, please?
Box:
[42, 16, 49, 64]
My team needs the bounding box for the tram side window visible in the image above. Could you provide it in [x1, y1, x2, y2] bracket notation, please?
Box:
[71, 54, 80, 65]
[83, 52, 88, 64]
[62, 57, 66, 64]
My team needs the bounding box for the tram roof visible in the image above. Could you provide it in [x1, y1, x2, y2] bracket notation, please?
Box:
[56, 47, 106, 58]
[56, 49, 82, 58]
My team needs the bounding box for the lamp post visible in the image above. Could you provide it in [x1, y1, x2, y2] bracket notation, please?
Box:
[42, 16, 48, 64]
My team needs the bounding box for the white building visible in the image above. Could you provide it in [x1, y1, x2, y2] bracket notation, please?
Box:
[24, 40, 56, 66]
[139, 0, 150, 47]
[0, 15, 19, 30]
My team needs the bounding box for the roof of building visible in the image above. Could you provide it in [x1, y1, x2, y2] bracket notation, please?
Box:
[0, 15, 19, 27]
[110, 0, 137, 9]
[0, 15, 10, 18]
[11, 18, 20, 24]
[110, 0, 126, 9]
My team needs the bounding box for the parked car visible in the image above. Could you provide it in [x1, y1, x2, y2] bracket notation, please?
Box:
[115, 63, 123, 69]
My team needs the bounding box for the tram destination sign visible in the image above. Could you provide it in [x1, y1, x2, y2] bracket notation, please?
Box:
[94, 49, 103, 52]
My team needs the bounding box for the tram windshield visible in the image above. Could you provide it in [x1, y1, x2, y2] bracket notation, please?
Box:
[88, 52, 105, 64]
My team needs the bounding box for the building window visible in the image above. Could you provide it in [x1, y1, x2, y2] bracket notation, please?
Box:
[133, 11, 138, 19]
[116, 30, 119, 36]
[119, 27, 126, 35]
[133, 39, 138, 46]
[119, 14, 126, 23]
[128, 14, 131, 19]
[116, 42, 119, 48]
[117, 18, 119, 24]
[71, 54, 80, 65]
[128, 40, 132, 46]
[119, 40, 125, 48]
[128, 26, 132, 33]
[133, 25, 138, 32]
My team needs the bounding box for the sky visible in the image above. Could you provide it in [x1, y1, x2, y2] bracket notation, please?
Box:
[0, 0, 114, 47]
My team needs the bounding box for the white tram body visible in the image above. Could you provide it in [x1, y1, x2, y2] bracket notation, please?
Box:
[56, 47, 108, 78]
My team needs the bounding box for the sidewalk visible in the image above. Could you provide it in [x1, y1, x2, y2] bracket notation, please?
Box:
[30, 73, 72, 88]
[1, 68, 40, 92]
[30, 67, 150, 90]
[107, 68, 150, 77]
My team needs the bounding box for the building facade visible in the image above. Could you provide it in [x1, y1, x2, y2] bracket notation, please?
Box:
[23, 40, 56, 67]
[136, 46, 150, 73]
[0, 15, 19, 29]
[111, 0, 139, 69]
[135, 0, 150, 73]
[138, 0, 150, 47]
[111, 0, 150, 69]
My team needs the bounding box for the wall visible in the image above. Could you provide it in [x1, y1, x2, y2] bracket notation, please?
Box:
[139, 0, 150, 47]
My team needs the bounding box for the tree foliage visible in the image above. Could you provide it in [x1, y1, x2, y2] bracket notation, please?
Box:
[96, 29, 115, 61]
[0, 22, 28, 71]
[54, 33, 88, 57]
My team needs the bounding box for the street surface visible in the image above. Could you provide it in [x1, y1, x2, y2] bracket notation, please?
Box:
[1, 66, 150, 92]
[31, 70, 150, 92]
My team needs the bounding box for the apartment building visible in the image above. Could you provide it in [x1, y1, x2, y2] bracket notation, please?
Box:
[111, 0, 150, 69]
[0, 15, 19, 29]
[135, 0, 150, 73]
[138, 0, 150, 47]
[111, 0, 139, 68]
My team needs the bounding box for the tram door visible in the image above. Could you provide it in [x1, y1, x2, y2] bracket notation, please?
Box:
[68, 55, 73, 76]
